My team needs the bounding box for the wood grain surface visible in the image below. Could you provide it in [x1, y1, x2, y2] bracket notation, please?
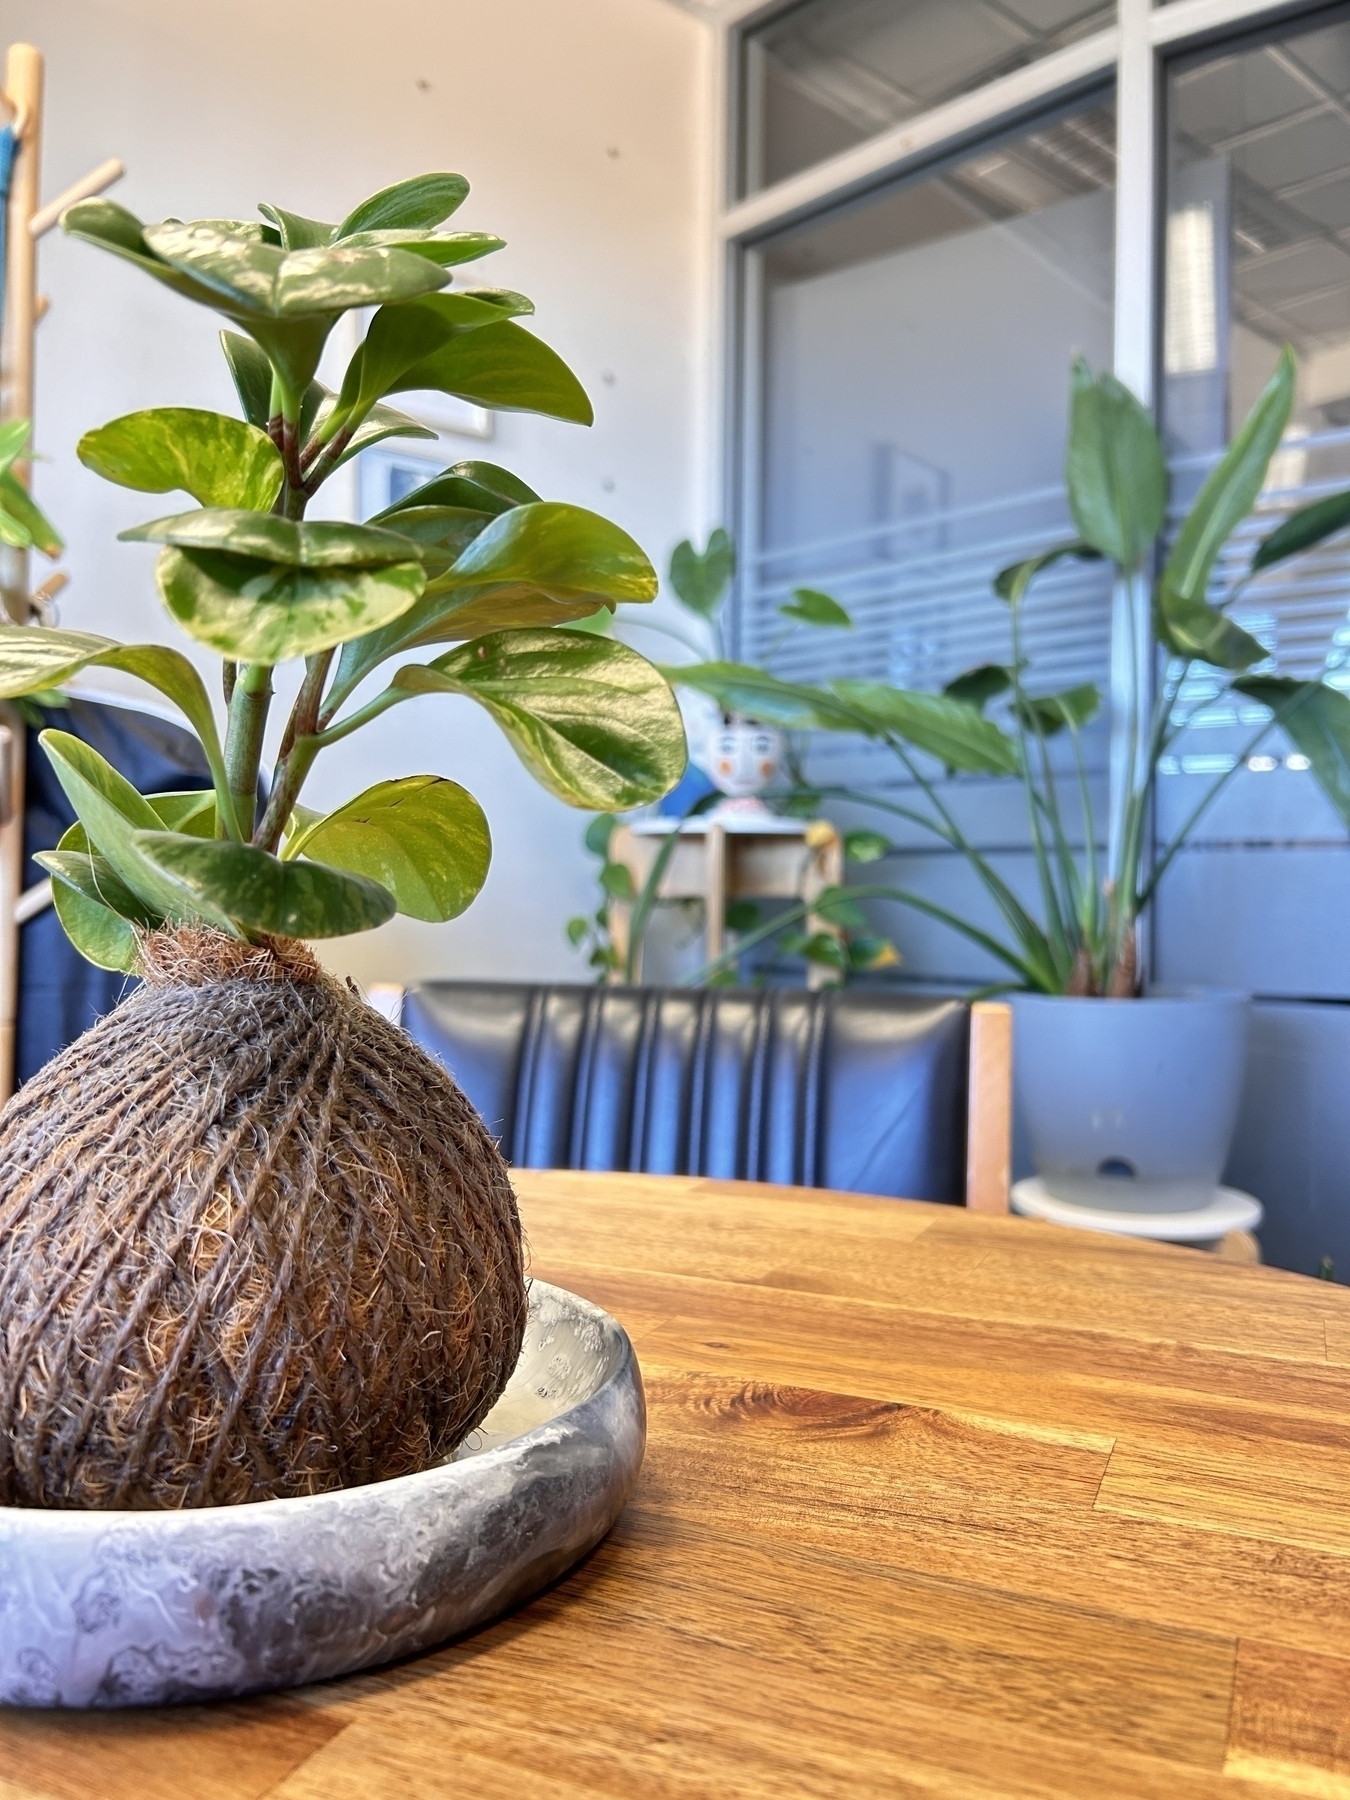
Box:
[5, 1169, 1350, 1798]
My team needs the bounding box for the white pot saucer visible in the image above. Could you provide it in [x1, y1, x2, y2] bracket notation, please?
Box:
[1011, 1177, 1263, 1243]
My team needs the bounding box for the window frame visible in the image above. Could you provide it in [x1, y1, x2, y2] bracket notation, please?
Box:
[707, 0, 1342, 959]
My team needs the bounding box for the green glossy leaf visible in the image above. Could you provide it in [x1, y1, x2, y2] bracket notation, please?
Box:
[156, 545, 425, 662]
[1233, 675, 1350, 827]
[0, 630, 229, 813]
[829, 680, 1020, 774]
[844, 828, 891, 863]
[41, 825, 145, 972]
[38, 730, 236, 929]
[146, 789, 217, 836]
[669, 530, 734, 619]
[0, 470, 62, 556]
[62, 199, 231, 308]
[779, 586, 850, 628]
[125, 507, 423, 568]
[943, 663, 1013, 712]
[79, 408, 282, 511]
[220, 330, 274, 428]
[288, 774, 490, 922]
[1015, 682, 1101, 736]
[38, 841, 158, 923]
[257, 203, 335, 250]
[144, 220, 452, 319]
[1161, 346, 1296, 640]
[1065, 358, 1167, 567]
[46, 798, 215, 970]
[392, 629, 685, 810]
[600, 860, 636, 901]
[390, 319, 592, 424]
[1252, 488, 1350, 573]
[426, 500, 655, 624]
[361, 506, 494, 573]
[133, 831, 397, 938]
[339, 229, 504, 267]
[994, 542, 1102, 608]
[1154, 587, 1267, 670]
[368, 460, 539, 522]
[584, 812, 617, 857]
[337, 173, 470, 238]
[813, 884, 872, 933]
[336, 292, 532, 426]
[661, 661, 865, 731]
[71, 208, 449, 403]
[0, 419, 29, 475]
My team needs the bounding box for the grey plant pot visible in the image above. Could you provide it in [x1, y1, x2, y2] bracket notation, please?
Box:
[0, 1281, 644, 1709]
[1010, 991, 1250, 1211]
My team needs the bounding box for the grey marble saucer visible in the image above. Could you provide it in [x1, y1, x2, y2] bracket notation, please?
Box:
[0, 1281, 645, 1708]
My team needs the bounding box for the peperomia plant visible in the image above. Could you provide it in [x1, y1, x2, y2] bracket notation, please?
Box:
[0, 175, 686, 969]
[666, 348, 1350, 996]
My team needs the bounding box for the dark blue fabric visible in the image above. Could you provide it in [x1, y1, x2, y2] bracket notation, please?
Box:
[17, 699, 213, 1084]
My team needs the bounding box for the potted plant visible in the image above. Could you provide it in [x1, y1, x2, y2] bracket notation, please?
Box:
[570, 530, 893, 983]
[666, 349, 1350, 1210]
[0, 171, 684, 1510]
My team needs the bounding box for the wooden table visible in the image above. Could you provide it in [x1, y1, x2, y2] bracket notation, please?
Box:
[6, 1170, 1350, 1798]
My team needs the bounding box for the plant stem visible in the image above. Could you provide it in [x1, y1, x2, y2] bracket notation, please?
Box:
[312, 686, 405, 748]
[1137, 681, 1316, 908]
[1068, 724, 1099, 941]
[1009, 598, 1073, 977]
[223, 662, 273, 839]
[299, 420, 357, 496]
[682, 882, 1043, 989]
[254, 650, 335, 851]
[883, 741, 1061, 989]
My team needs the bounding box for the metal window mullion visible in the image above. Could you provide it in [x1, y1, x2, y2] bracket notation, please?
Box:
[1110, 0, 1159, 978]
[718, 23, 1120, 241]
[733, 243, 766, 663]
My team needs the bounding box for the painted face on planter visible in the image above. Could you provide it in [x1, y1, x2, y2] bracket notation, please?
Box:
[707, 720, 785, 798]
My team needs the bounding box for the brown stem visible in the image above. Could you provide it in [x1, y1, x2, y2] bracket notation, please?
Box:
[1064, 947, 1096, 996]
[300, 419, 357, 496]
[1106, 925, 1139, 998]
[254, 650, 333, 850]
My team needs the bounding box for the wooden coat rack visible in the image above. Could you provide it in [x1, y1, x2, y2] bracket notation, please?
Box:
[0, 43, 123, 1098]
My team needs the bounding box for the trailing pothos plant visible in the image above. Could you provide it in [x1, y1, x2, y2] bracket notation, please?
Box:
[666, 347, 1350, 996]
[0, 420, 63, 562]
[569, 530, 894, 984]
[0, 174, 685, 969]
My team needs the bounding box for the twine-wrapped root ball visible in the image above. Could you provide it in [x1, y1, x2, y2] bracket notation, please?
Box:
[0, 929, 527, 1510]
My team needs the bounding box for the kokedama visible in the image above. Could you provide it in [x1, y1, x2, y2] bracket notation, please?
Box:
[0, 173, 685, 1509]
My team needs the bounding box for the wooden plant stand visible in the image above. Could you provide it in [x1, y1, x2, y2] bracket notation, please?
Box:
[606, 812, 844, 989]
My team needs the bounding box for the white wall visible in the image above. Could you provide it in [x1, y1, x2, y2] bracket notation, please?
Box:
[13, 0, 711, 986]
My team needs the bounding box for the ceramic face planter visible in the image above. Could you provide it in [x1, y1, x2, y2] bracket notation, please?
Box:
[705, 718, 785, 800]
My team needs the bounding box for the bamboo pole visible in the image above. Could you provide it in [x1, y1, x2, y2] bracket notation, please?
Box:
[0, 44, 43, 1100]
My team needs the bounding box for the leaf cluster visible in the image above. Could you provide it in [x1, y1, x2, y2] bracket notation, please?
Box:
[1, 172, 687, 965]
[662, 348, 1350, 995]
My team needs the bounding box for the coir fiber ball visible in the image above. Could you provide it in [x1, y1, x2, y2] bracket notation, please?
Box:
[0, 929, 527, 1510]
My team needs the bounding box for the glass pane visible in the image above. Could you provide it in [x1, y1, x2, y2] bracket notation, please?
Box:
[740, 0, 1114, 197]
[1159, 10, 1350, 997]
[747, 95, 1116, 982]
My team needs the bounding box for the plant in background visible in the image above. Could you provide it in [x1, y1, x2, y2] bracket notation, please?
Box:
[568, 531, 890, 985]
[667, 348, 1350, 995]
[0, 172, 685, 1514]
[0, 420, 62, 563]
